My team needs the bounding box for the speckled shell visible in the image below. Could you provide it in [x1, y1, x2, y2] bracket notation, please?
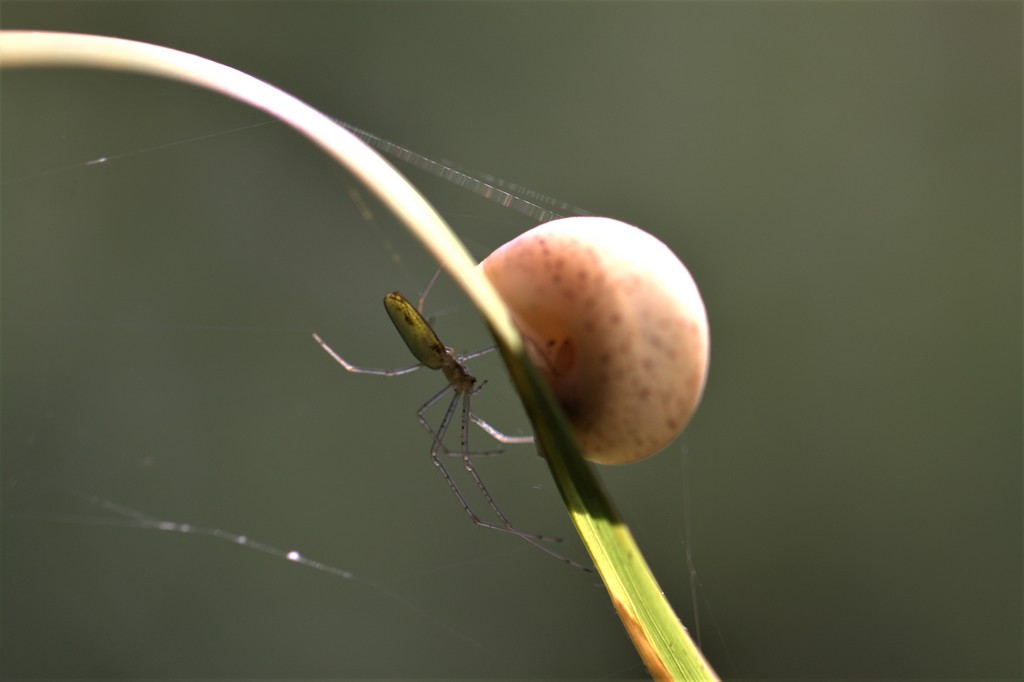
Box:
[479, 217, 709, 465]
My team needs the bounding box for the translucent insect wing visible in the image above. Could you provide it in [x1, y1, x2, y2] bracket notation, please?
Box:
[383, 292, 446, 370]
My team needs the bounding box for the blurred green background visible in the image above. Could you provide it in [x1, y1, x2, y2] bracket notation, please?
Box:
[2, 2, 1020, 679]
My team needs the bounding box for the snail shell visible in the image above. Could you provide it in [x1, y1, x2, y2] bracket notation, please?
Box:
[479, 217, 709, 465]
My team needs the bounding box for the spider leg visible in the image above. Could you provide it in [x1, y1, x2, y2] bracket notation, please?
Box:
[458, 346, 496, 363]
[456, 392, 550, 539]
[455, 391, 593, 571]
[313, 332, 422, 377]
[420, 389, 500, 529]
[469, 413, 535, 444]
[414, 384, 502, 457]
[417, 266, 444, 313]
[419, 388, 574, 550]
